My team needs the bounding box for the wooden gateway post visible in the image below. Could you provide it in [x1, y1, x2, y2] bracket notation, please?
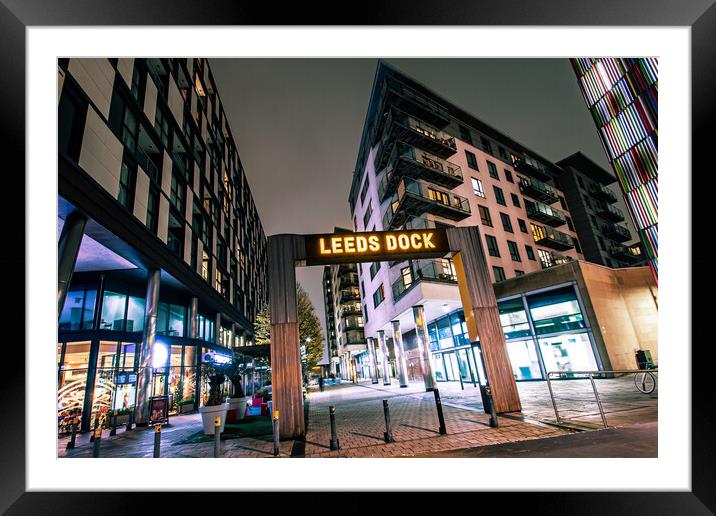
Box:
[268, 226, 520, 439]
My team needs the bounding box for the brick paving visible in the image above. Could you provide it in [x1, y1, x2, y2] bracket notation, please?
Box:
[58, 376, 656, 458]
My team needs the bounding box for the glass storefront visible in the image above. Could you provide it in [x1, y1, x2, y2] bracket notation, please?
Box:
[506, 339, 542, 380]
[538, 333, 597, 373]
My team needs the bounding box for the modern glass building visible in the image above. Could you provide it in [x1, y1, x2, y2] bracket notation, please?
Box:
[57, 58, 268, 433]
[570, 58, 658, 282]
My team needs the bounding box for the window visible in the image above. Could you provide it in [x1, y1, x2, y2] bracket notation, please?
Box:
[574, 238, 582, 253]
[372, 283, 385, 308]
[146, 188, 159, 233]
[363, 201, 373, 228]
[459, 125, 473, 144]
[59, 289, 97, 331]
[170, 172, 186, 214]
[566, 216, 575, 231]
[493, 266, 506, 282]
[121, 106, 139, 154]
[500, 213, 513, 233]
[525, 245, 536, 260]
[118, 160, 135, 210]
[487, 161, 499, 179]
[515, 270, 525, 277]
[201, 251, 210, 280]
[504, 169, 514, 183]
[510, 193, 520, 207]
[401, 266, 413, 288]
[100, 291, 127, 331]
[360, 176, 370, 205]
[507, 240, 521, 261]
[58, 85, 88, 162]
[538, 249, 553, 268]
[499, 146, 508, 160]
[478, 205, 492, 227]
[155, 107, 171, 150]
[559, 196, 568, 210]
[518, 218, 528, 233]
[481, 136, 493, 155]
[493, 186, 506, 206]
[485, 235, 500, 257]
[465, 151, 478, 170]
[369, 262, 380, 280]
[471, 177, 485, 198]
[427, 187, 450, 206]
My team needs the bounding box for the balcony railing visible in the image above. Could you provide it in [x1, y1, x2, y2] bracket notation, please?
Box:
[338, 274, 359, 289]
[382, 178, 471, 229]
[518, 176, 559, 205]
[377, 142, 463, 199]
[512, 154, 553, 182]
[374, 108, 457, 170]
[610, 244, 641, 262]
[391, 259, 458, 301]
[540, 251, 573, 269]
[601, 221, 631, 242]
[532, 225, 575, 251]
[338, 304, 362, 318]
[373, 77, 451, 136]
[595, 201, 625, 222]
[526, 201, 567, 227]
[588, 183, 618, 203]
[338, 288, 361, 303]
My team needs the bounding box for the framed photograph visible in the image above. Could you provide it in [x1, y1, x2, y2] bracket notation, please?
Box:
[4, 0, 710, 512]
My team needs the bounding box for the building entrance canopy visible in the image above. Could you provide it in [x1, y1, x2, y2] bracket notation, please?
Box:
[269, 226, 521, 439]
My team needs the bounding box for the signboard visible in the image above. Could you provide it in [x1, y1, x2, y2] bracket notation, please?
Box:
[113, 383, 136, 410]
[304, 228, 450, 266]
[148, 396, 169, 425]
[116, 372, 137, 385]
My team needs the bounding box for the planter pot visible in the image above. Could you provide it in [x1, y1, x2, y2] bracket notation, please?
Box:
[199, 402, 230, 435]
[179, 404, 195, 414]
[226, 397, 250, 422]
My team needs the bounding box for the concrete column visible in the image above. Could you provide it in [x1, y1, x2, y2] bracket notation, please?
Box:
[391, 320, 409, 388]
[135, 269, 161, 424]
[377, 330, 391, 386]
[215, 312, 221, 345]
[188, 297, 198, 338]
[413, 305, 436, 391]
[57, 210, 87, 320]
[367, 337, 379, 384]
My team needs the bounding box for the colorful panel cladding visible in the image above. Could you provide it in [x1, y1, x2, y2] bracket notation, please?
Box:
[571, 57, 658, 284]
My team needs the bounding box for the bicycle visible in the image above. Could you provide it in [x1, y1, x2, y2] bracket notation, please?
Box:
[634, 366, 657, 394]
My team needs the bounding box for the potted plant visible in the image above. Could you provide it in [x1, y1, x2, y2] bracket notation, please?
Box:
[224, 357, 250, 422]
[198, 362, 230, 435]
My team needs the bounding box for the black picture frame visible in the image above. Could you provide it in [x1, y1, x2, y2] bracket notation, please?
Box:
[2, 1, 710, 513]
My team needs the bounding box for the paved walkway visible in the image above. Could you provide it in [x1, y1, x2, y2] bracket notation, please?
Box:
[58, 377, 656, 458]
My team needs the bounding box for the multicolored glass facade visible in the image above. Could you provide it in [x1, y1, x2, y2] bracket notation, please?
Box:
[570, 58, 658, 282]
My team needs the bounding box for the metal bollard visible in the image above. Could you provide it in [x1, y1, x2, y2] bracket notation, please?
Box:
[382, 400, 395, 443]
[272, 410, 280, 457]
[213, 417, 221, 458]
[329, 405, 340, 451]
[153, 424, 162, 458]
[109, 411, 118, 436]
[126, 409, 134, 431]
[92, 424, 102, 458]
[486, 384, 499, 428]
[433, 388, 447, 435]
[66, 418, 79, 450]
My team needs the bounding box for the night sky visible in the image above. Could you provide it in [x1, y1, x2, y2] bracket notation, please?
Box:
[209, 58, 610, 340]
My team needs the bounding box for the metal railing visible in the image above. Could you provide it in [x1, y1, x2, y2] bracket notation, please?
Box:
[545, 368, 658, 429]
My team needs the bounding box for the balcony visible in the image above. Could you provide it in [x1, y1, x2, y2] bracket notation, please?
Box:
[594, 201, 625, 222]
[518, 176, 560, 205]
[373, 77, 450, 136]
[374, 108, 457, 170]
[512, 154, 553, 182]
[382, 178, 471, 229]
[601, 221, 631, 242]
[391, 259, 458, 301]
[610, 244, 641, 262]
[589, 183, 618, 203]
[338, 288, 361, 304]
[377, 142, 463, 200]
[532, 225, 575, 251]
[338, 273, 359, 289]
[526, 201, 567, 227]
[540, 251, 573, 269]
[340, 318, 364, 332]
[338, 303, 362, 318]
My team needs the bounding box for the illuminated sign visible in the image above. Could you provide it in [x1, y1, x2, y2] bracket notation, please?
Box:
[304, 229, 450, 266]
